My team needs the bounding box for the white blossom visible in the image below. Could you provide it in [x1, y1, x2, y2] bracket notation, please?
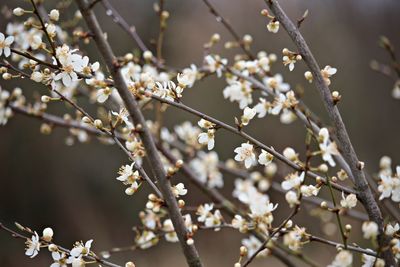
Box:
[198, 129, 215, 150]
[340, 192, 357, 209]
[258, 149, 273, 166]
[362, 221, 378, 239]
[321, 65, 337, 86]
[234, 143, 256, 169]
[242, 236, 269, 258]
[25, 232, 40, 258]
[385, 223, 400, 236]
[285, 190, 299, 207]
[0, 32, 14, 57]
[263, 74, 290, 93]
[172, 183, 188, 197]
[267, 20, 280, 33]
[281, 172, 305, 191]
[241, 107, 257, 126]
[70, 240, 93, 258]
[204, 55, 227, 77]
[318, 128, 339, 167]
[328, 250, 353, 267]
[190, 151, 223, 188]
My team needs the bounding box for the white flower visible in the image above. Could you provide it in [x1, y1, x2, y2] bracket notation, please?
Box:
[234, 143, 256, 169]
[378, 173, 394, 200]
[49, 9, 60, 21]
[198, 118, 215, 129]
[249, 198, 277, 219]
[241, 107, 257, 126]
[283, 147, 298, 161]
[300, 185, 320, 197]
[204, 210, 223, 230]
[378, 167, 400, 202]
[31, 71, 45, 83]
[385, 223, 400, 236]
[181, 64, 197, 88]
[42, 227, 54, 242]
[0, 102, 12, 126]
[204, 55, 227, 77]
[233, 179, 259, 204]
[362, 221, 378, 239]
[136, 231, 158, 249]
[361, 249, 385, 267]
[392, 80, 400, 100]
[270, 93, 287, 115]
[111, 108, 134, 130]
[198, 129, 215, 150]
[318, 128, 339, 167]
[281, 172, 305, 191]
[70, 257, 85, 267]
[232, 215, 247, 233]
[172, 183, 188, 197]
[242, 236, 269, 258]
[223, 80, 253, 109]
[267, 20, 280, 33]
[70, 240, 93, 257]
[116, 163, 135, 182]
[280, 109, 297, 124]
[321, 65, 337, 86]
[163, 219, 178, 242]
[285, 191, 299, 207]
[282, 50, 302, 71]
[263, 74, 290, 93]
[328, 250, 353, 267]
[340, 193, 357, 209]
[258, 149, 273, 166]
[197, 203, 214, 222]
[51, 251, 70, 267]
[254, 98, 271, 118]
[175, 121, 201, 148]
[96, 88, 113, 103]
[190, 151, 223, 188]
[0, 32, 14, 57]
[25, 232, 40, 258]
[283, 226, 306, 251]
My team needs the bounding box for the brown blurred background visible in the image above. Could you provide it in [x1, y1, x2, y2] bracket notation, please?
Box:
[1, 0, 400, 266]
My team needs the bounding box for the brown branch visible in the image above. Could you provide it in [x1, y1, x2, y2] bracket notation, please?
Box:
[74, 1, 203, 266]
[264, 1, 395, 265]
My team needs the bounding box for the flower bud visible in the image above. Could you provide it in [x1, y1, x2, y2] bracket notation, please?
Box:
[13, 8, 25, 16]
[304, 71, 313, 83]
[94, 119, 103, 129]
[49, 9, 60, 21]
[2, 73, 12, 80]
[41, 95, 51, 103]
[143, 51, 153, 60]
[42, 227, 54, 242]
[125, 262, 136, 267]
[82, 116, 91, 124]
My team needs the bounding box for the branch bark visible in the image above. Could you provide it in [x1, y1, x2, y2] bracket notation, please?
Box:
[74, 1, 202, 266]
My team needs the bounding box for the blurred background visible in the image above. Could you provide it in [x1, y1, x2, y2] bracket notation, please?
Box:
[1, 0, 400, 266]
